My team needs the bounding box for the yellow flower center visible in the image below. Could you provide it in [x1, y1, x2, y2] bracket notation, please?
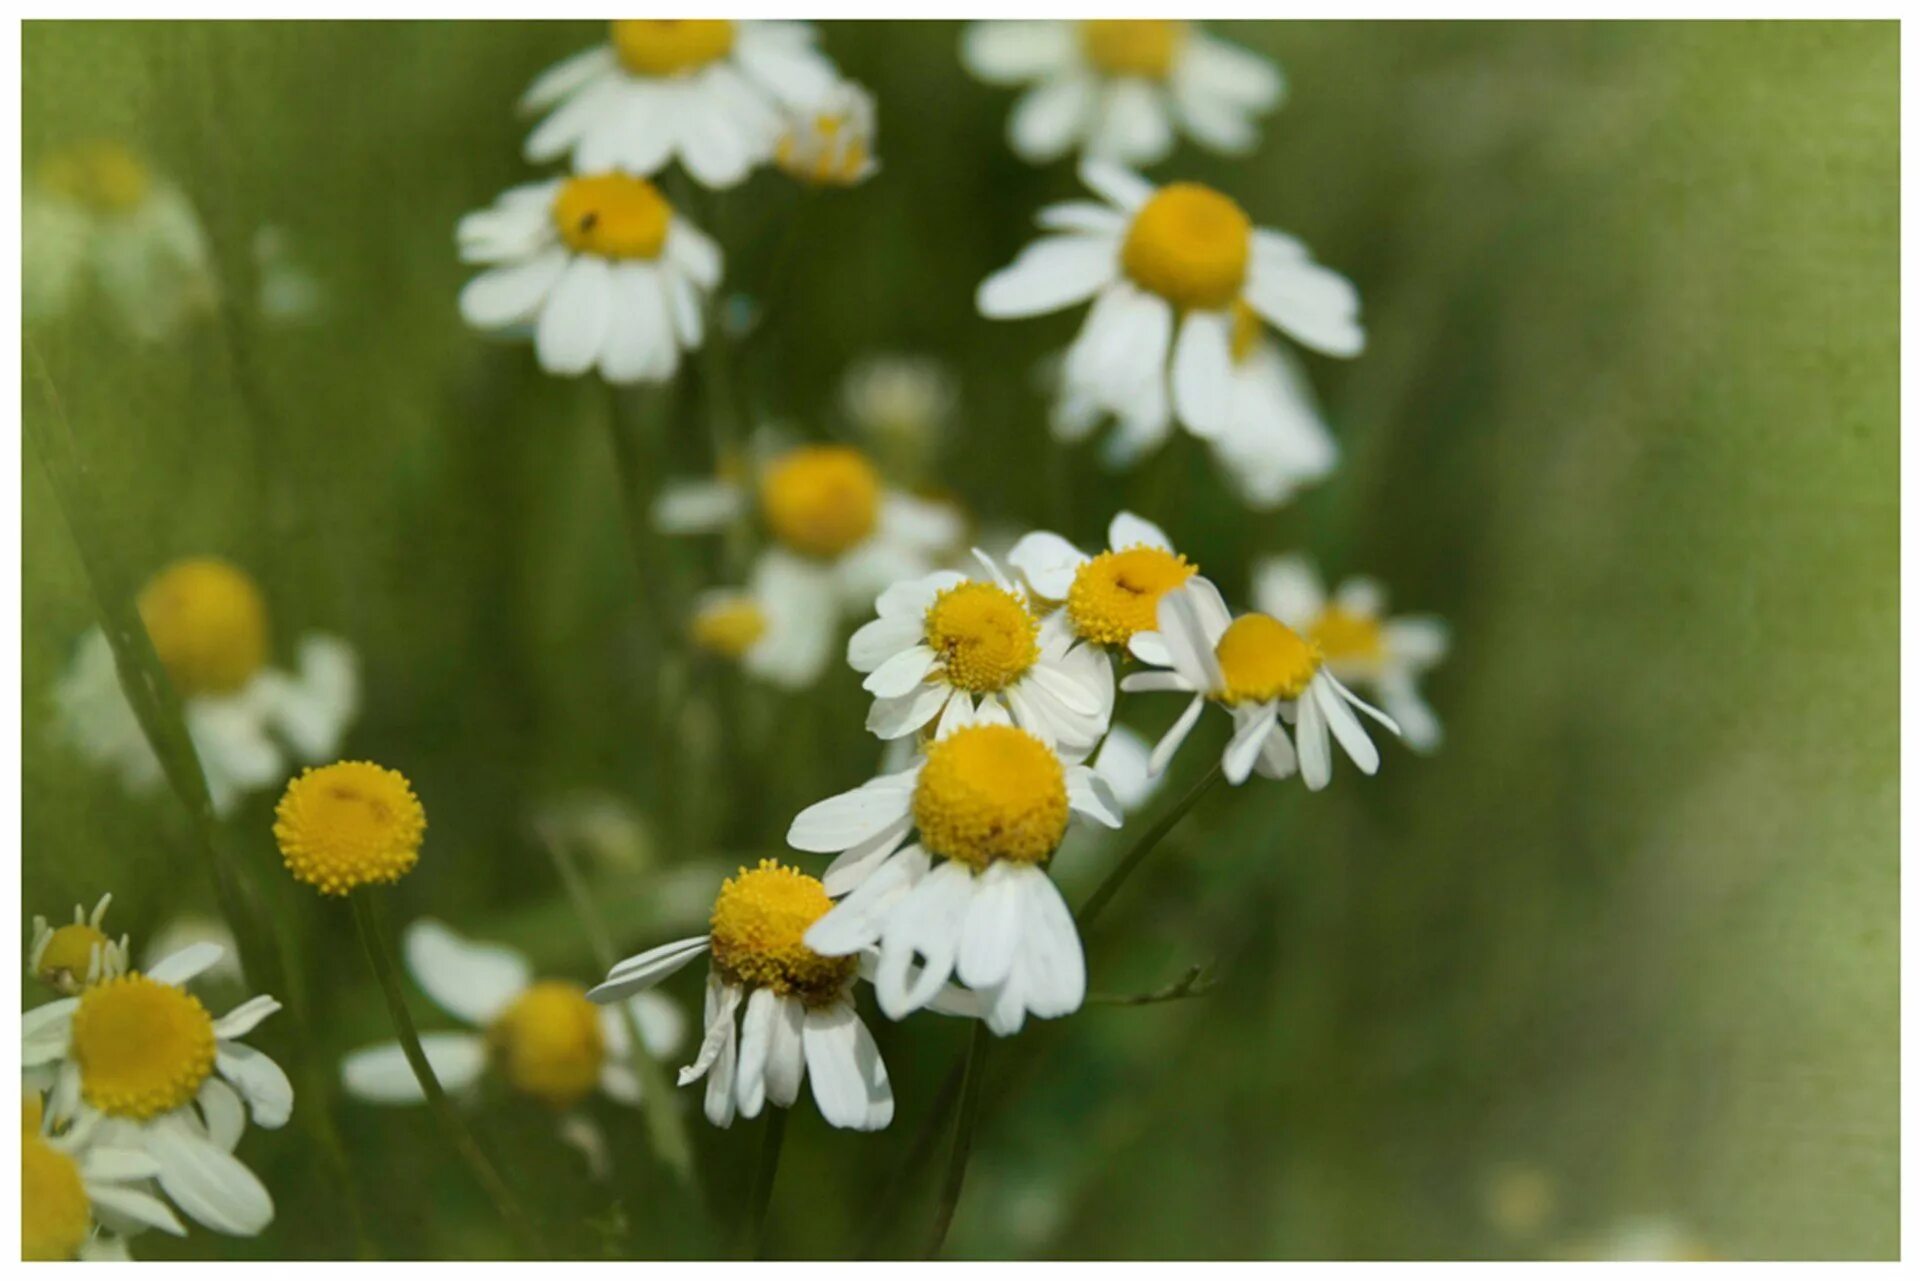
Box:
[913, 724, 1068, 870]
[22, 1129, 91, 1262]
[137, 557, 270, 697]
[611, 19, 735, 76]
[708, 860, 855, 1006]
[691, 597, 768, 658]
[1065, 546, 1196, 647]
[273, 761, 427, 896]
[71, 974, 217, 1121]
[776, 114, 871, 187]
[40, 140, 151, 214]
[1230, 299, 1263, 364]
[1213, 613, 1320, 705]
[758, 445, 882, 558]
[1080, 20, 1186, 80]
[551, 173, 672, 261]
[1307, 606, 1386, 667]
[486, 981, 605, 1109]
[924, 582, 1040, 694]
[1121, 183, 1253, 312]
[37, 924, 110, 991]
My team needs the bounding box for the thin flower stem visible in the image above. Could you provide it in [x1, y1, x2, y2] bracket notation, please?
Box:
[923, 1021, 992, 1259]
[743, 1106, 789, 1259]
[1076, 760, 1226, 927]
[349, 891, 542, 1256]
[856, 1050, 967, 1259]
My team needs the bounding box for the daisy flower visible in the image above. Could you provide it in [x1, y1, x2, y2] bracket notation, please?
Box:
[795, 709, 1121, 1036]
[29, 894, 129, 995]
[961, 21, 1284, 167]
[1200, 304, 1339, 509]
[521, 21, 838, 189]
[23, 1092, 186, 1261]
[23, 941, 290, 1238]
[1123, 579, 1399, 790]
[55, 557, 359, 816]
[775, 79, 879, 187]
[1252, 554, 1450, 751]
[980, 160, 1363, 459]
[841, 353, 958, 480]
[341, 919, 684, 1112]
[588, 860, 908, 1131]
[1006, 510, 1197, 659]
[687, 552, 841, 691]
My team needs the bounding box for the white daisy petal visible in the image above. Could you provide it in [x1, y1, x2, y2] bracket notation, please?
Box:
[340, 1033, 488, 1104]
[215, 1043, 294, 1129]
[978, 234, 1119, 319]
[147, 1117, 275, 1236]
[593, 936, 710, 1001]
[404, 919, 530, 1026]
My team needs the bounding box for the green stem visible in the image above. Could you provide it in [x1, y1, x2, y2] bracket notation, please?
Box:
[856, 1047, 966, 1259]
[349, 892, 541, 1255]
[1076, 761, 1225, 927]
[924, 1022, 991, 1259]
[743, 1107, 788, 1259]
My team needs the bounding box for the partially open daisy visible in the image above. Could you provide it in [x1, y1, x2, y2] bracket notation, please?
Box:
[30, 895, 129, 995]
[776, 79, 879, 187]
[23, 1093, 186, 1261]
[980, 160, 1363, 455]
[1124, 580, 1400, 789]
[458, 172, 720, 383]
[341, 919, 683, 1113]
[521, 21, 839, 189]
[1253, 554, 1450, 752]
[1007, 511, 1197, 660]
[55, 557, 359, 816]
[589, 861, 907, 1131]
[961, 21, 1284, 166]
[23, 942, 289, 1238]
[797, 713, 1117, 1036]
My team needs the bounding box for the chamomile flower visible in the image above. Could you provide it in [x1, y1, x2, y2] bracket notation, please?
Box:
[1124, 580, 1399, 790]
[797, 713, 1119, 1035]
[521, 21, 839, 189]
[1253, 554, 1450, 751]
[29, 895, 129, 995]
[55, 558, 359, 816]
[688, 552, 840, 690]
[340, 920, 683, 1112]
[589, 861, 906, 1131]
[273, 760, 426, 896]
[980, 160, 1363, 459]
[23, 942, 290, 1238]
[23, 1093, 186, 1261]
[961, 21, 1284, 166]
[847, 554, 1114, 751]
[775, 79, 879, 187]
[1006, 510, 1197, 657]
[458, 172, 721, 383]
[841, 354, 958, 480]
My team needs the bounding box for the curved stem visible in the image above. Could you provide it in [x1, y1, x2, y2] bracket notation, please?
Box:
[743, 1107, 789, 1259]
[1076, 761, 1225, 927]
[923, 1022, 991, 1259]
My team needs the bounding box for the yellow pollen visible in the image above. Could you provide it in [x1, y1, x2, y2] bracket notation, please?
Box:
[1230, 299, 1264, 364]
[708, 860, 855, 1006]
[137, 557, 270, 697]
[37, 924, 110, 991]
[691, 597, 768, 659]
[1121, 183, 1253, 312]
[913, 724, 1068, 870]
[552, 173, 672, 260]
[22, 1127, 91, 1262]
[1066, 546, 1196, 647]
[1308, 606, 1386, 667]
[1214, 613, 1320, 705]
[759, 445, 881, 558]
[274, 761, 427, 896]
[611, 19, 735, 76]
[71, 974, 217, 1121]
[924, 582, 1040, 694]
[487, 981, 606, 1108]
[40, 140, 151, 214]
[1080, 20, 1186, 80]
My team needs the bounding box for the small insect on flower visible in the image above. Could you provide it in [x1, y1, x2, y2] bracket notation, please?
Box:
[55, 557, 360, 816]
[521, 21, 841, 189]
[961, 21, 1285, 167]
[590, 861, 937, 1131]
[775, 79, 879, 187]
[1124, 580, 1400, 790]
[1008, 510, 1198, 657]
[273, 760, 426, 896]
[341, 920, 684, 1114]
[1253, 555, 1451, 752]
[22, 1092, 186, 1260]
[29, 894, 129, 995]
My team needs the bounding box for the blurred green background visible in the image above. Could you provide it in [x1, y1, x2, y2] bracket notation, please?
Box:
[22, 19, 1896, 1261]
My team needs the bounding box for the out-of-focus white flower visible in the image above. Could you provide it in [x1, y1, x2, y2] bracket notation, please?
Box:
[776, 79, 879, 187]
[29, 895, 130, 996]
[1570, 1217, 1716, 1261]
[252, 225, 326, 325]
[1202, 304, 1339, 508]
[962, 21, 1283, 167]
[688, 552, 842, 691]
[23, 1091, 186, 1261]
[841, 355, 958, 477]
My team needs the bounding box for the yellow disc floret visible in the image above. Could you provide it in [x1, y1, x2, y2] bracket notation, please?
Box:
[1308, 606, 1386, 668]
[913, 724, 1068, 870]
[1080, 20, 1186, 80]
[1121, 183, 1253, 312]
[611, 19, 735, 76]
[274, 761, 427, 896]
[41, 140, 151, 214]
[552, 173, 672, 260]
[487, 981, 605, 1108]
[759, 445, 881, 557]
[691, 596, 768, 658]
[708, 860, 854, 1006]
[924, 582, 1040, 694]
[137, 557, 270, 697]
[1066, 546, 1197, 647]
[36, 924, 111, 992]
[71, 974, 217, 1120]
[22, 1124, 91, 1262]
[1213, 613, 1320, 705]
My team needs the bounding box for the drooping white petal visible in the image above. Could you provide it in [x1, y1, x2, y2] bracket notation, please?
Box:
[1149, 695, 1207, 777]
[535, 255, 614, 376]
[1223, 704, 1278, 785]
[1008, 74, 1098, 163]
[787, 768, 918, 853]
[459, 248, 567, 328]
[802, 1002, 891, 1131]
[1171, 308, 1237, 439]
[734, 987, 778, 1119]
[403, 919, 530, 1026]
[1244, 255, 1365, 359]
[806, 846, 931, 957]
[1012, 868, 1085, 1020]
[592, 935, 709, 1002]
[763, 995, 808, 1108]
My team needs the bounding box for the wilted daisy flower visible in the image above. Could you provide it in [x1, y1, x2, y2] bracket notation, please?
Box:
[776, 79, 878, 187]
[30, 895, 129, 995]
[23, 942, 289, 1237]
[1125, 580, 1398, 789]
[798, 711, 1119, 1035]
[273, 760, 426, 896]
[24, 140, 216, 341]
[961, 21, 1283, 166]
[56, 557, 359, 816]
[521, 20, 838, 188]
[589, 860, 907, 1131]
[981, 160, 1363, 459]
[22, 1093, 186, 1260]
[341, 919, 683, 1112]
[458, 172, 720, 384]
[1253, 554, 1450, 751]
[1007, 510, 1196, 660]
